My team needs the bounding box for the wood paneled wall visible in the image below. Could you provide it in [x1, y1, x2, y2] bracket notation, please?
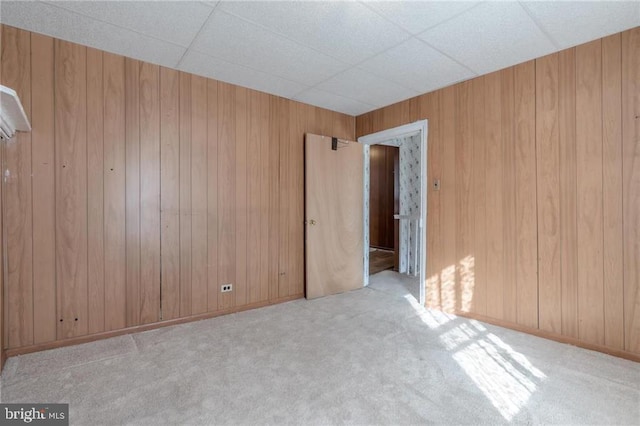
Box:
[0, 25, 354, 353]
[356, 27, 640, 359]
[369, 145, 396, 250]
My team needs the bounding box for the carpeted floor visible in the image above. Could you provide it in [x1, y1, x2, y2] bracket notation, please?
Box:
[1, 271, 639, 425]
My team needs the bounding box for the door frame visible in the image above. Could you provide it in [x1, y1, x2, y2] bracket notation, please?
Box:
[358, 120, 428, 306]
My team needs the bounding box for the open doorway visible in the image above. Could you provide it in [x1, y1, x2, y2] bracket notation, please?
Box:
[368, 144, 398, 275]
[359, 121, 427, 305]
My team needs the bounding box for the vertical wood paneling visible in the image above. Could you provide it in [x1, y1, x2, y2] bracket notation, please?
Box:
[485, 71, 504, 320]
[455, 81, 473, 314]
[601, 34, 624, 350]
[125, 58, 140, 327]
[268, 96, 280, 301]
[536, 54, 562, 334]
[179, 72, 192, 318]
[247, 91, 262, 304]
[501, 67, 517, 323]
[30, 33, 56, 343]
[103, 53, 126, 331]
[514, 61, 538, 329]
[86, 47, 105, 334]
[55, 39, 87, 338]
[2, 27, 33, 348]
[425, 92, 441, 308]
[278, 98, 290, 298]
[440, 86, 456, 313]
[471, 77, 485, 316]
[206, 79, 219, 312]
[558, 49, 578, 338]
[139, 62, 161, 325]
[259, 93, 271, 302]
[2, 25, 358, 357]
[191, 75, 208, 315]
[352, 29, 636, 358]
[235, 87, 248, 307]
[160, 67, 180, 320]
[622, 28, 640, 353]
[289, 102, 305, 296]
[218, 82, 236, 310]
[576, 40, 604, 345]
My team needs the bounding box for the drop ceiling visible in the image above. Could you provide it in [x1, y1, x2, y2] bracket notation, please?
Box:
[1, 1, 638, 116]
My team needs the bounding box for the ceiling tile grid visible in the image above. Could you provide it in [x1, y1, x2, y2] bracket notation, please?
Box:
[190, 9, 350, 86]
[180, 49, 309, 99]
[0, 1, 187, 68]
[521, 1, 640, 49]
[217, 0, 413, 65]
[1, 0, 638, 116]
[357, 37, 477, 95]
[417, 1, 558, 75]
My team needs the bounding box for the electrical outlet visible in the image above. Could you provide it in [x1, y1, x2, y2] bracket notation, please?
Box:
[221, 284, 233, 293]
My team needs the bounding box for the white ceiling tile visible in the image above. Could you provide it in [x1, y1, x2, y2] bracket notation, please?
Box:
[191, 10, 349, 86]
[365, 1, 480, 34]
[180, 50, 308, 99]
[315, 68, 420, 108]
[418, 2, 556, 75]
[0, 1, 185, 68]
[218, 1, 411, 64]
[293, 88, 377, 116]
[358, 38, 476, 94]
[522, 1, 640, 49]
[46, 1, 214, 47]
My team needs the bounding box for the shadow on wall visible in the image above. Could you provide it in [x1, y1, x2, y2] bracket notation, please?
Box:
[428, 255, 476, 314]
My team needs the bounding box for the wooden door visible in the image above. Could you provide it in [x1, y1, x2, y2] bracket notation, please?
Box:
[305, 134, 363, 299]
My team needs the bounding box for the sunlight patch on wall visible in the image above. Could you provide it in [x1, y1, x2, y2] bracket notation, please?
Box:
[459, 255, 475, 313]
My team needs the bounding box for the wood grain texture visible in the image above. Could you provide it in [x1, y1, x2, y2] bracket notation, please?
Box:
[160, 67, 181, 320]
[247, 91, 264, 304]
[268, 95, 280, 301]
[235, 86, 248, 307]
[485, 71, 504, 320]
[501, 67, 517, 323]
[353, 29, 637, 359]
[1, 24, 356, 358]
[440, 86, 456, 314]
[125, 58, 141, 327]
[217, 82, 236, 310]
[472, 77, 486, 317]
[558, 49, 578, 339]
[139, 62, 161, 325]
[191, 75, 208, 315]
[576, 40, 604, 345]
[103, 53, 126, 332]
[622, 28, 640, 353]
[278, 98, 290, 298]
[55, 39, 88, 339]
[179, 72, 192, 318]
[30, 33, 56, 344]
[514, 61, 538, 329]
[601, 34, 624, 349]
[305, 134, 363, 299]
[369, 145, 395, 250]
[536, 54, 562, 334]
[2, 26, 33, 348]
[86, 47, 105, 334]
[455, 81, 474, 314]
[425, 92, 441, 308]
[206, 79, 219, 312]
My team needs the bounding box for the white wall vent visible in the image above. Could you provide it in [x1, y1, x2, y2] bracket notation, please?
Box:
[0, 85, 31, 141]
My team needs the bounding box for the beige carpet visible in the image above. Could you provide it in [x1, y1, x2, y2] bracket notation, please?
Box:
[1, 271, 639, 425]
